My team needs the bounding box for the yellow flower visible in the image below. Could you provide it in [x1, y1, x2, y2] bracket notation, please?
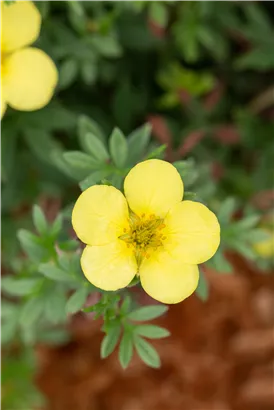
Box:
[253, 229, 274, 258]
[1, 1, 58, 117]
[72, 159, 220, 304]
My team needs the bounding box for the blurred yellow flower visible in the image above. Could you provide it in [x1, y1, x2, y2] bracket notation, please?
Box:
[1, 1, 58, 117]
[253, 229, 274, 258]
[72, 159, 220, 304]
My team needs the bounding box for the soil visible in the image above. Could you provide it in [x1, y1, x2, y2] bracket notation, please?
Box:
[36, 254, 274, 410]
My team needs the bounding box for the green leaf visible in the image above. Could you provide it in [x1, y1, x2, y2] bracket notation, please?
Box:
[134, 336, 161, 368]
[1, 277, 42, 297]
[120, 295, 132, 316]
[37, 329, 70, 345]
[38, 263, 74, 282]
[233, 215, 260, 231]
[50, 214, 63, 237]
[19, 298, 44, 328]
[45, 290, 67, 324]
[66, 288, 89, 314]
[149, 2, 168, 27]
[81, 133, 109, 162]
[79, 169, 110, 191]
[109, 128, 128, 168]
[134, 325, 170, 339]
[211, 251, 233, 273]
[218, 198, 237, 225]
[145, 144, 166, 160]
[81, 61, 98, 85]
[32, 205, 48, 236]
[119, 331, 134, 369]
[63, 151, 100, 171]
[78, 115, 105, 146]
[232, 241, 257, 260]
[90, 34, 123, 58]
[128, 305, 168, 321]
[1, 301, 18, 318]
[195, 270, 209, 301]
[100, 325, 121, 358]
[127, 124, 151, 165]
[1, 320, 17, 345]
[17, 230, 47, 262]
[183, 191, 198, 201]
[58, 59, 78, 90]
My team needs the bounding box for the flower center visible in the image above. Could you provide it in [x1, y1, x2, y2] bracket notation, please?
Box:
[119, 212, 166, 266]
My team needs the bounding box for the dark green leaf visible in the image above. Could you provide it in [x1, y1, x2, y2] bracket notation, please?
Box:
[134, 336, 161, 368]
[119, 331, 133, 369]
[89, 34, 123, 58]
[128, 305, 168, 321]
[81, 61, 98, 85]
[145, 144, 166, 160]
[109, 128, 128, 168]
[134, 325, 170, 339]
[100, 325, 121, 358]
[45, 290, 67, 324]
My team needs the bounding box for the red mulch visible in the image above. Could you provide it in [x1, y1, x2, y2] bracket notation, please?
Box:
[36, 255, 274, 410]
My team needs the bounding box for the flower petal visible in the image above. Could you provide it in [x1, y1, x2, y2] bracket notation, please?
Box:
[3, 47, 58, 111]
[1, 1, 41, 52]
[81, 241, 137, 291]
[165, 200, 220, 264]
[72, 185, 130, 246]
[140, 251, 199, 304]
[124, 159, 183, 218]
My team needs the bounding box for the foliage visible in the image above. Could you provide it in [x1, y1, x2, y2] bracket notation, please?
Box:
[1, 1, 273, 408]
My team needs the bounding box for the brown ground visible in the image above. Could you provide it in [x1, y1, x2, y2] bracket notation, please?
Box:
[36, 255, 274, 410]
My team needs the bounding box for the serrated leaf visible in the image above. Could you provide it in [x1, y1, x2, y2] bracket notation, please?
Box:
[81, 133, 109, 162]
[134, 336, 161, 368]
[127, 124, 151, 165]
[19, 298, 44, 328]
[109, 128, 128, 168]
[195, 270, 209, 301]
[1, 277, 42, 297]
[134, 325, 170, 339]
[32, 205, 48, 236]
[119, 331, 133, 369]
[100, 325, 121, 358]
[66, 288, 88, 314]
[128, 305, 168, 321]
